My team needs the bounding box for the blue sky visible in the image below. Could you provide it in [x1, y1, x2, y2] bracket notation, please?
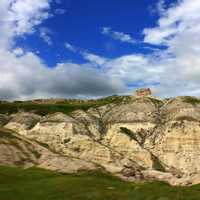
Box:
[1, 0, 200, 100]
[16, 0, 174, 66]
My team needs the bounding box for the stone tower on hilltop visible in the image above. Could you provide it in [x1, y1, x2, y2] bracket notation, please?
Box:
[134, 88, 152, 97]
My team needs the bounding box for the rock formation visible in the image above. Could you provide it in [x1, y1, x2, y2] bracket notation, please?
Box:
[134, 88, 152, 97]
[1, 90, 200, 185]
[0, 128, 96, 172]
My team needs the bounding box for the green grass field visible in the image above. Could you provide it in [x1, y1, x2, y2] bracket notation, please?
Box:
[0, 166, 200, 200]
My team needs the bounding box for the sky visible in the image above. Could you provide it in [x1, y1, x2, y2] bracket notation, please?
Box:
[1, 0, 200, 100]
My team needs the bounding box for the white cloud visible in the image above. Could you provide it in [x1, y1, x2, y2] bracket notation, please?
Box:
[39, 27, 53, 45]
[149, 0, 166, 16]
[64, 42, 77, 53]
[143, 0, 200, 97]
[144, 0, 200, 45]
[156, 0, 166, 15]
[10, 0, 51, 35]
[105, 54, 162, 86]
[82, 52, 107, 66]
[1, 0, 200, 100]
[55, 0, 62, 4]
[0, 49, 125, 100]
[12, 48, 25, 57]
[0, 1, 125, 100]
[55, 8, 66, 15]
[81, 52, 162, 91]
[101, 27, 136, 44]
[0, 0, 51, 49]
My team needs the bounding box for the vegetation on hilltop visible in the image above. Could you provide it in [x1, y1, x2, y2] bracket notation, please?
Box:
[182, 96, 200, 105]
[0, 95, 126, 116]
[0, 94, 165, 116]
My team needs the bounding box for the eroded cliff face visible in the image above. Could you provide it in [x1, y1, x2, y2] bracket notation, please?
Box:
[2, 95, 200, 185]
[0, 128, 97, 173]
[145, 97, 200, 174]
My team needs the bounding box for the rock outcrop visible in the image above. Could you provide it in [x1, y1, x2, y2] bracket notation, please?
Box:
[2, 92, 200, 185]
[134, 88, 152, 97]
[0, 128, 97, 172]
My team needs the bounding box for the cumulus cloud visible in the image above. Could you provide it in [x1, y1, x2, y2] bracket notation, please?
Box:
[142, 0, 200, 97]
[101, 27, 136, 44]
[156, 0, 166, 15]
[55, 0, 62, 4]
[55, 8, 66, 15]
[144, 0, 200, 46]
[0, 0, 51, 49]
[1, 0, 200, 100]
[64, 42, 77, 53]
[12, 48, 25, 57]
[0, 0, 125, 100]
[39, 27, 53, 45]
[0, 50, 125, 100]
[149, 0, 166, 16]
[82, 52, 107, 66]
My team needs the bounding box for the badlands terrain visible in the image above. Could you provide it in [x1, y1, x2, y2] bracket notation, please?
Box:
[1, 88, 200, 197]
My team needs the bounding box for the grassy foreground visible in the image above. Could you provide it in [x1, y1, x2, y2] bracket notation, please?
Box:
[0, 166, 200, 200]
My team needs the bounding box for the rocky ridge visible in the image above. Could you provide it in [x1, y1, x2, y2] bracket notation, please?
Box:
[1, 91, 200, 185]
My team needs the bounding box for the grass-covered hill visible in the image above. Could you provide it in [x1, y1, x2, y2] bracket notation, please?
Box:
[0, 166, 200, 200]
[1, 93, 200, 116]
[0, 95, 165, 116]
[0, 95, 125, 116]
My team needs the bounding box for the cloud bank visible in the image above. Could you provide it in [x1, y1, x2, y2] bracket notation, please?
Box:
[0, 0, 125, 100]
[1, 0, 200, 100]
[144, 0, 200, 97]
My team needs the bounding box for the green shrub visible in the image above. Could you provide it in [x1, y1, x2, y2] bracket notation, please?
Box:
[120, 127, 136, 140]
[151, 153, 166, 172]
[182, 96, 200, 105]
[147, 97, 164, 107]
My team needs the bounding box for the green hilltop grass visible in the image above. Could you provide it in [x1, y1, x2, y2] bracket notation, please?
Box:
[0, 96, 123, 116]
[0, 102, 92, 115]
[0, 166, 200, 200]
[0, 95, 165, 116]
